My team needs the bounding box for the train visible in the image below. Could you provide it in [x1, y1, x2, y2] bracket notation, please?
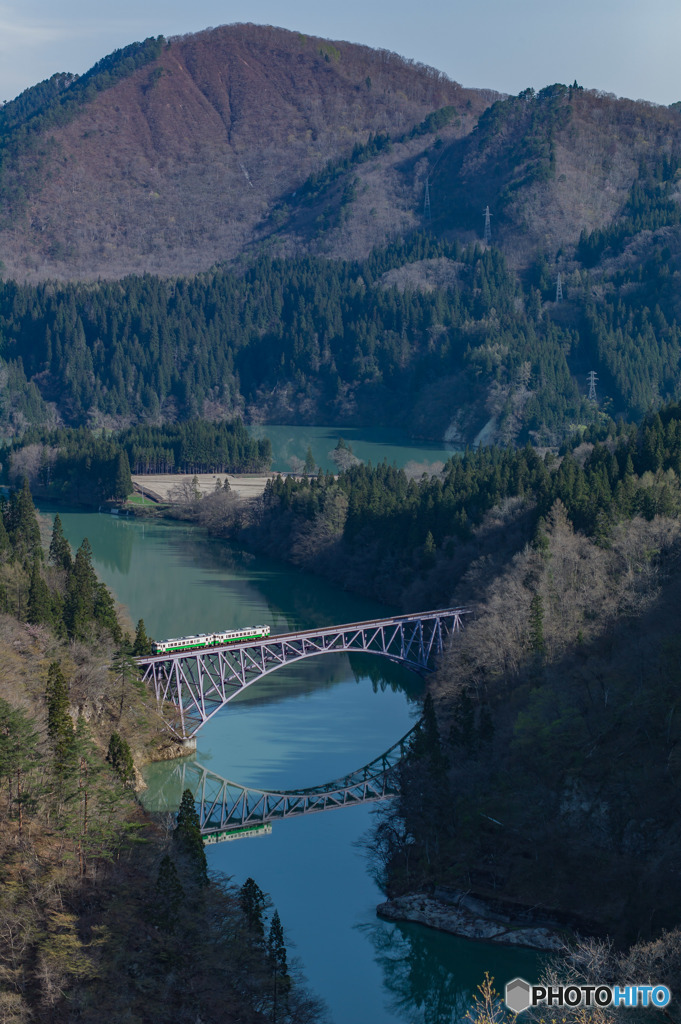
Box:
[152, 625, 271, 655]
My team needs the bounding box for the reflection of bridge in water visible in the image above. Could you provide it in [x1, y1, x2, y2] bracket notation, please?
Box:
[136, 608, 467, 739]
[168, 726, 417, 841]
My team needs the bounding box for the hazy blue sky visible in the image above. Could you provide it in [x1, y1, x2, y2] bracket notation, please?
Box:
[0, 0, 678, 107]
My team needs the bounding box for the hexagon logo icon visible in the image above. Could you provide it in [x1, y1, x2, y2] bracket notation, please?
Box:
[506, 978, 532, 1014]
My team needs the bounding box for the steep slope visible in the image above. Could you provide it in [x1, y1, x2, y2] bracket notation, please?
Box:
[3, 28, 681, 285]
[263, 82, 681, 272]
[0, 24, 491, 281]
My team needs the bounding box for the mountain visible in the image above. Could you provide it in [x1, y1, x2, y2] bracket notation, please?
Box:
[0, 25, 493, 282]
[1, 26, 681, 286]
[2, 27, 681, 446]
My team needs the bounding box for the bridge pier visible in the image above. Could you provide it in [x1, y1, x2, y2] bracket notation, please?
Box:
[181, 736, 197, 753]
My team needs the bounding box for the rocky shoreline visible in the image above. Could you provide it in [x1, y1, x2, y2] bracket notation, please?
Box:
[377, 891, 568, 951]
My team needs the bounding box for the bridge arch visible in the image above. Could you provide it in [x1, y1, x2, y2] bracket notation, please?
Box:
[137, 608, 466, 739]
[166, 725, 417, 839]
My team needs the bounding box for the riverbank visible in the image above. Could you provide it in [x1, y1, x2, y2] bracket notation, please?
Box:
[377, 891, 566, 951]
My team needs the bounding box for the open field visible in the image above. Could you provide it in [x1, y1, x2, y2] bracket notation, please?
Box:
[131, 473, 274, 503]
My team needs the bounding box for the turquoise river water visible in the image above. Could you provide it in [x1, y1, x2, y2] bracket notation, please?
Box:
[249, 424, 460, 474]
[42, 490, 541, 1024]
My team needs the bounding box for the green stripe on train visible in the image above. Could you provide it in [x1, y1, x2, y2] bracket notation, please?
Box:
[161, 633, 266, 653]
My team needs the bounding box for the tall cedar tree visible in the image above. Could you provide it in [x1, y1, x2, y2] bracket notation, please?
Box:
[113, 449, 132, 500]
[174, 788, 208, 886]
[240, 876, 267, 942]
[268, 909, 290, 1023]
[132, 618, 153, 656]
[27, 555, 52, 626]
[155, 854, 185, 931]
[49, 513, 72, 570]
[106, 731, 135, 785]
[5, 478, 41, 559]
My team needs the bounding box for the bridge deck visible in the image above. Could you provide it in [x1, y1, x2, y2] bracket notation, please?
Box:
[137, 607, 468, 665]
[136, 607, 468, 738]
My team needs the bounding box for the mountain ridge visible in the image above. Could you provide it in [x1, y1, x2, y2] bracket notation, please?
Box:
[0, 24, 494, 282]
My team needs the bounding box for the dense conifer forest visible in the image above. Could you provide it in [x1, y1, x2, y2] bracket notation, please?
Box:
[192, 403, 681, 608]
[0, 420, 272, 504]
[0, 236, 587, 438]
[2, 230, 681, 445]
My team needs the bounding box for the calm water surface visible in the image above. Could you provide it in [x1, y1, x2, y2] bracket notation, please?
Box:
[250, 424, 460, 474]
[43, 504, 541, 1024]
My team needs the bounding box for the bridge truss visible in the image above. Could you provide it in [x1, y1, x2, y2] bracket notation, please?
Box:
[168, 727, 415, 837]
[137, 608, 467, 739]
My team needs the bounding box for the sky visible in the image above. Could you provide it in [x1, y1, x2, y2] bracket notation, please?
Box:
[0, 0, 679, 108]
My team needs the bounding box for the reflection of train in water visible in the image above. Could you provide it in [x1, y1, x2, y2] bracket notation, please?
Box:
[152, 625, 271, 655]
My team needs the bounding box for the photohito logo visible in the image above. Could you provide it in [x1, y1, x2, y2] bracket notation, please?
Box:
[505, 978, 671, 1013]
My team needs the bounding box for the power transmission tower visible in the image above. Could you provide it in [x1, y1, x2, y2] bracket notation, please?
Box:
[424, 180, 431, 221]
[555, 272, 563, 302]
[483, 205, 492, 245]
[587, 370, 598, 402]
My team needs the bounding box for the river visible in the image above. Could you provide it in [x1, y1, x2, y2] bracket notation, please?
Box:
[44, 504, 541, 1024]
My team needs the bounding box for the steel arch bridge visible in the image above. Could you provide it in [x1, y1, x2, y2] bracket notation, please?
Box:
[136, 608, 467, 739]
[167, 726, 416, 840]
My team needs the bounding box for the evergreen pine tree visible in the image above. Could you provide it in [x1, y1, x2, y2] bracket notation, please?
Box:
[303, 446, 316, 476]
[93, 581, 122, 641]
[132, 618, 153, 656]
[64, 538, 98, 640]
[49, 514, 72, 570]
[113, 449, 132, 500]
[7, 478, 41, 559]
[155, 854, 185, 931]
[529, 592, 546, 656]
[174, 788, 208, 886]
[422, 530, 436, 568]
[106, 731, 135, 785]
[239, 877, 267, 942]
[268, 909, 290, 1022]
[27, 556, 53, 626]
[411, 693, 448, 770]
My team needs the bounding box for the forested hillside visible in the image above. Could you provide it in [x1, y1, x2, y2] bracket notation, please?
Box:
[0, 483, 322, 1022]
[3, 230, 681, 444]
[371, 498, 681, 945]
[192, 403, 681, 606]
[188, 401, 681, 945]
[0, 24, 489, 282]
[2, 24, 681, 284]
[0, 237, 588, 441]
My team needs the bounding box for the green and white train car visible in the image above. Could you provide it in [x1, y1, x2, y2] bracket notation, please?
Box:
[152, 625, 270, 655]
